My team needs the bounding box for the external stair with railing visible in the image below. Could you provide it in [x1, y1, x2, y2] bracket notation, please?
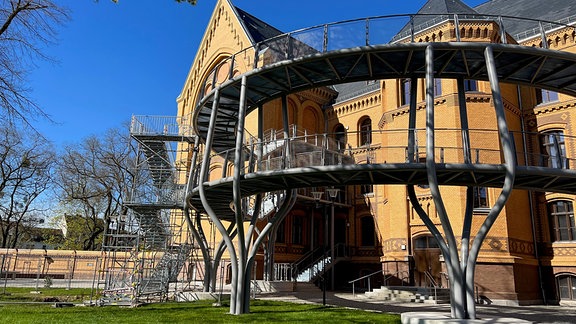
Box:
[291, 243, 349, 284]
[357, 270, 450, 304]
[98, 115, 196, 305]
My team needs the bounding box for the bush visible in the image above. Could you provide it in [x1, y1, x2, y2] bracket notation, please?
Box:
[44, 276, 53, 288]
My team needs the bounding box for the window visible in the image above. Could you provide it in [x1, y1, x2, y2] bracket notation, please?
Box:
[292, 216, 303, 245]
[361, 184, 373, 195]
[558, 275, 576, 300]
[473, 187, 489, 209]
[549, 200, 576, 242]
[334, 124, 346, 150]
[359, 118, 372, 146]
[536, 89, 559, 104]
[414, 236, 439, 249]
[417, 157, 429, 189]
[400, 79, 411, 106]
[360, 216, 376, 246]
[434, 79, 442, 97]
[464, 79, 477, 92]
[276, 220, 285, 243]
[541, 131, 567, 169]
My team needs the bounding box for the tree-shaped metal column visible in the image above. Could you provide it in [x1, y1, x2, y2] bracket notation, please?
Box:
[406, 45, 516, 319]
[197, 76, 298, 315]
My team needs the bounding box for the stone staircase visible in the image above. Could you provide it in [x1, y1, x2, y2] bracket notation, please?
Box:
[363, 286, 450, 304]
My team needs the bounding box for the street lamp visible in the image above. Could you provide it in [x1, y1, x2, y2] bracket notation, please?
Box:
[311, 188, 339, 303]
[326, 188, 339, 291]
[311, 190, 326, 306]
[311, 191, 323, 206]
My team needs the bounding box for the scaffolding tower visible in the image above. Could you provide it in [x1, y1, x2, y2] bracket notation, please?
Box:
[97, 115, 197, 305]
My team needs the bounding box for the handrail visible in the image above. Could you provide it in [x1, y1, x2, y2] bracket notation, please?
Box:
[196, 13, 576, 104]
[439, 271, 450, 288]
[424, 270, 439, 288]
[191, 128, 576, 189]
[348, 270, 382, 297]
[424, 270, 438, 303]
[291, 246, 325, 280]
[291, 243, 348, 282]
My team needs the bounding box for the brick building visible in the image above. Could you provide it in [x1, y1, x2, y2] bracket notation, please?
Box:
[172, 0, 576, 307]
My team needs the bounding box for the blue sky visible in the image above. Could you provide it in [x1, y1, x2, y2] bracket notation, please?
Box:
[31, 0, 486, 149]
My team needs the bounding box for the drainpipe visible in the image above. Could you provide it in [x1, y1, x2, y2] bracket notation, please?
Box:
[518, 85, 547, 305]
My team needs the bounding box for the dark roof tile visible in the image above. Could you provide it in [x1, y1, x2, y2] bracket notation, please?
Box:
[233, 6, 284, 44]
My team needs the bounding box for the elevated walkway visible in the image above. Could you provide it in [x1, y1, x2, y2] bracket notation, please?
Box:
[188, 13, 576, 219]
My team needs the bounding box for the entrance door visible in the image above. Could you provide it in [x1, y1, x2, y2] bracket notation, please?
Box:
[413, 236, 441, 287]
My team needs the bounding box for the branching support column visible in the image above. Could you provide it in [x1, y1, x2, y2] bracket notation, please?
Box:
[197, 88, 240, 314]
[408, 45, 516, 320]
[464, 46, 517, 318]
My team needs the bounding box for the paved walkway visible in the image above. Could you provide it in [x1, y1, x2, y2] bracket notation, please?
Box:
[258, 291, 576, 324]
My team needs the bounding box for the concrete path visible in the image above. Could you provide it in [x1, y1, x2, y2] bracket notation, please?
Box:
[257, 291, 576, 324]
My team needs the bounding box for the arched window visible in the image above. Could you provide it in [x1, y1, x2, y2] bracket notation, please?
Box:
[360, 216, 376, 246]
[541, 130, 567, 169]
[334, 124, 346, 150]
[359, 117, 372, 146]
[548, 200, 575, 242]
[558, 274, 576, 300]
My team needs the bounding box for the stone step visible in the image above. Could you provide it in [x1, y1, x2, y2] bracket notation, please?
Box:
[295, 282, 321, 292]
[363, 286, 451, 304]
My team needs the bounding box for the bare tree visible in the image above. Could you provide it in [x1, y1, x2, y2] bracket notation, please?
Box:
[110, 0, 197, 4]
[0, 122, 55, 248]
[0, 0, 68, 126]
[55, 126, 137, 250]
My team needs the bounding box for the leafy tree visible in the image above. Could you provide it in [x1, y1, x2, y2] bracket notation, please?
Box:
[54, 127, 137, 250]
[47, 213, 104, 250]
[0, 122, 55, 248]
[0, 0, 68, 126]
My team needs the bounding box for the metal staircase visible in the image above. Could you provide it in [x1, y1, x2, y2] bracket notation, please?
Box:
[97, 115, 197, 305]
[291, 244, 349, 283]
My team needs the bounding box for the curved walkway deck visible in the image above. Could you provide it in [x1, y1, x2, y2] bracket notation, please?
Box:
[187, 14, 576, 220]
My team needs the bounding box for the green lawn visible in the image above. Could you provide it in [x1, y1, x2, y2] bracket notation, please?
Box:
[0, 299, 401, 323]
[0, 287, 94, 302]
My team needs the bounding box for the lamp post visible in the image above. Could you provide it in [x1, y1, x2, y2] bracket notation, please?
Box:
[311, 191, 325, 306]
[326, 188, 339, 291]
[312, 188, 339, 303]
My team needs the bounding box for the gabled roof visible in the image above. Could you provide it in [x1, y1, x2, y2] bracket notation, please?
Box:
[232, 6, 284, 45]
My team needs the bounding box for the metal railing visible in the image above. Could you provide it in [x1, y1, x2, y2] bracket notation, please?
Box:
[424, 270, 439, 303]
[348, 269, 382, 297]
[191, 128, 576, 188]
[515, 13, 576, 41]
[198, 13, 576, 99]
[131, 114, 194, 138]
